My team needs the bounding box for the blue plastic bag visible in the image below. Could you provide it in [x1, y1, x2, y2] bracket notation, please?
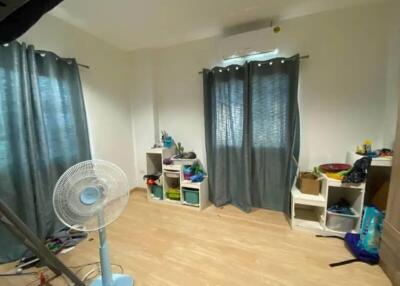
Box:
[358, 207, 384, 254]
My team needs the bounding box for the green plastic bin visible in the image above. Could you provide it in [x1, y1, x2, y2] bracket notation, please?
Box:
[183, 188, 199, 205]
[166, 188, 180, 200]
[151, 185, 163, 199]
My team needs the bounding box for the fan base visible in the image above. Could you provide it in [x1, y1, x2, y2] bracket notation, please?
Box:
[90, 273, 134, 286]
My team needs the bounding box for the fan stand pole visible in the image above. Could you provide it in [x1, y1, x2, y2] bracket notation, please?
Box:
[0, 198, 85, 286]
[98, 226, 114, 286]
[92, 213, 134, 286]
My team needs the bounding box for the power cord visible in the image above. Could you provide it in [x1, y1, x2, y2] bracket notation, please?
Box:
[0, 272, 38, 277]
[0, 267, 41, 277]
[81, 266, 99, 283]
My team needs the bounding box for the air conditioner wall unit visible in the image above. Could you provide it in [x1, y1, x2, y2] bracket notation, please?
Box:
[217, 27, 277, 60]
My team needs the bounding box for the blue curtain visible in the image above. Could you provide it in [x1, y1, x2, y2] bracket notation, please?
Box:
[0, 42, 91, 262]
[203, 55, 300, 213]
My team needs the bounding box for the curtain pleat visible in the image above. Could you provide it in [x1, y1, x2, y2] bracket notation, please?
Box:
[0, 41, 91, 262]
[203, 55, 300, 213]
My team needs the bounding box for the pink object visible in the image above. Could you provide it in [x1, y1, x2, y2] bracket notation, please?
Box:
[183, 173, 192, 180]
[319, 163, 352, 173]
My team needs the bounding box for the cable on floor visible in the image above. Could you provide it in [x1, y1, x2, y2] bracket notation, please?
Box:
[0, 271, 38, 277]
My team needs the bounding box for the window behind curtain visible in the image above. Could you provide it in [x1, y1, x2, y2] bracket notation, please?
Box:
[251, 72, 289, 148]
[0, 67, 9, 170]
[37, 74, 80, 162]
[214, 69, 245, 147]
[203, 55, 300, 213]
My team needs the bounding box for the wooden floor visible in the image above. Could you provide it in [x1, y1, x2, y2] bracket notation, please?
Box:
[0, 189, 392, 286]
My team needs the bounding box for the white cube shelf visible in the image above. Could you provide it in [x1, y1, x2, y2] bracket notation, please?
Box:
[145, 149, 209, 210]
[291, 173, 365, 236]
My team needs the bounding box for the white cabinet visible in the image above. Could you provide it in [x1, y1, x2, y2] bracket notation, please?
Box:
[291, 173, 365, 236]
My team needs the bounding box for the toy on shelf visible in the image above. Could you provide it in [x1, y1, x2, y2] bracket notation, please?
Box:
[183, 166, 194, 180]
[355, 139, 394, 158]
[176, 142, 184, 155]
[161, 130, 174, 149]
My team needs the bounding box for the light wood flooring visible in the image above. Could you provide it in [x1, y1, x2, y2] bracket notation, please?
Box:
[0, 189, 392, 286]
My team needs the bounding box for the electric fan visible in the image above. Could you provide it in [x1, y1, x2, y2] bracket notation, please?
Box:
[53, 160, 134, 286]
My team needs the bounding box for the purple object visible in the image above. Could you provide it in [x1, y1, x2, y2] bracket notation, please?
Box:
[163, 157, 173, 165]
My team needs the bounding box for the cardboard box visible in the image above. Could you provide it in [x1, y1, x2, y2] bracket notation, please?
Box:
[296, 172, 321, 195]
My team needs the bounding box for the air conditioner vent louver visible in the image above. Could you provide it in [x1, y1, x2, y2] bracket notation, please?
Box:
[217, 26, 277, 60]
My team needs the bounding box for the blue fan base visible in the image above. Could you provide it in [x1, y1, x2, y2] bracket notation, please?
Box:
[90, 274, 134, 286]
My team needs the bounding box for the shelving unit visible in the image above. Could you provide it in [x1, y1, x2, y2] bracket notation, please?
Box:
[346, 151, 392, 209]
[346, 151, 392, 167]
[291, 173, 365, 236]
[145, 149, 209, 210]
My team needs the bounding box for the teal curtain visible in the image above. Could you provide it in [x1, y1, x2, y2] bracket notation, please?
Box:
[203, 55, 300, 213]
[0, 42, 91, 262]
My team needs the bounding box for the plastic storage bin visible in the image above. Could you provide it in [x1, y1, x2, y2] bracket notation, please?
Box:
[326, 210, 358, 232]
[151, 185, 163, 199]
[183, 188, 199, 205]
[166, 188, 180, 200]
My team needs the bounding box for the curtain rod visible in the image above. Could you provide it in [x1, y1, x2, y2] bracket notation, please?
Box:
[198, 54, 310, 74]
[33, 50, 90, 70]
[78, 63, 90, 69]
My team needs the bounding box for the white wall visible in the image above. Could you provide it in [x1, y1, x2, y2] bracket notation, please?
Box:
[383, 0, 400, 147]
[129, 1, 396, 174]
[20, 15, 137, 188]
[130, 49, 159, 186]
[154, 39, 219, 169]
[17, 1, 396, 189]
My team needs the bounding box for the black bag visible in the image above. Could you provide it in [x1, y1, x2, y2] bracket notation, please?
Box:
[342, 157, 371, 184]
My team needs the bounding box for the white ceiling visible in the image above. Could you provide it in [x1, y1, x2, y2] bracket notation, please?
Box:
[50, 0, 387, 51]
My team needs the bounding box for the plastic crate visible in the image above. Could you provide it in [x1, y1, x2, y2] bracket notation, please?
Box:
[166, 188, 180, 200]
[183, 188, 199, 205]
[326, 210, 359, 232]
[151, 185, 163, 199]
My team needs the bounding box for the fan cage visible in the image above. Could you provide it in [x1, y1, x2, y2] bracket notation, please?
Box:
[53, 160, 130, 231]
